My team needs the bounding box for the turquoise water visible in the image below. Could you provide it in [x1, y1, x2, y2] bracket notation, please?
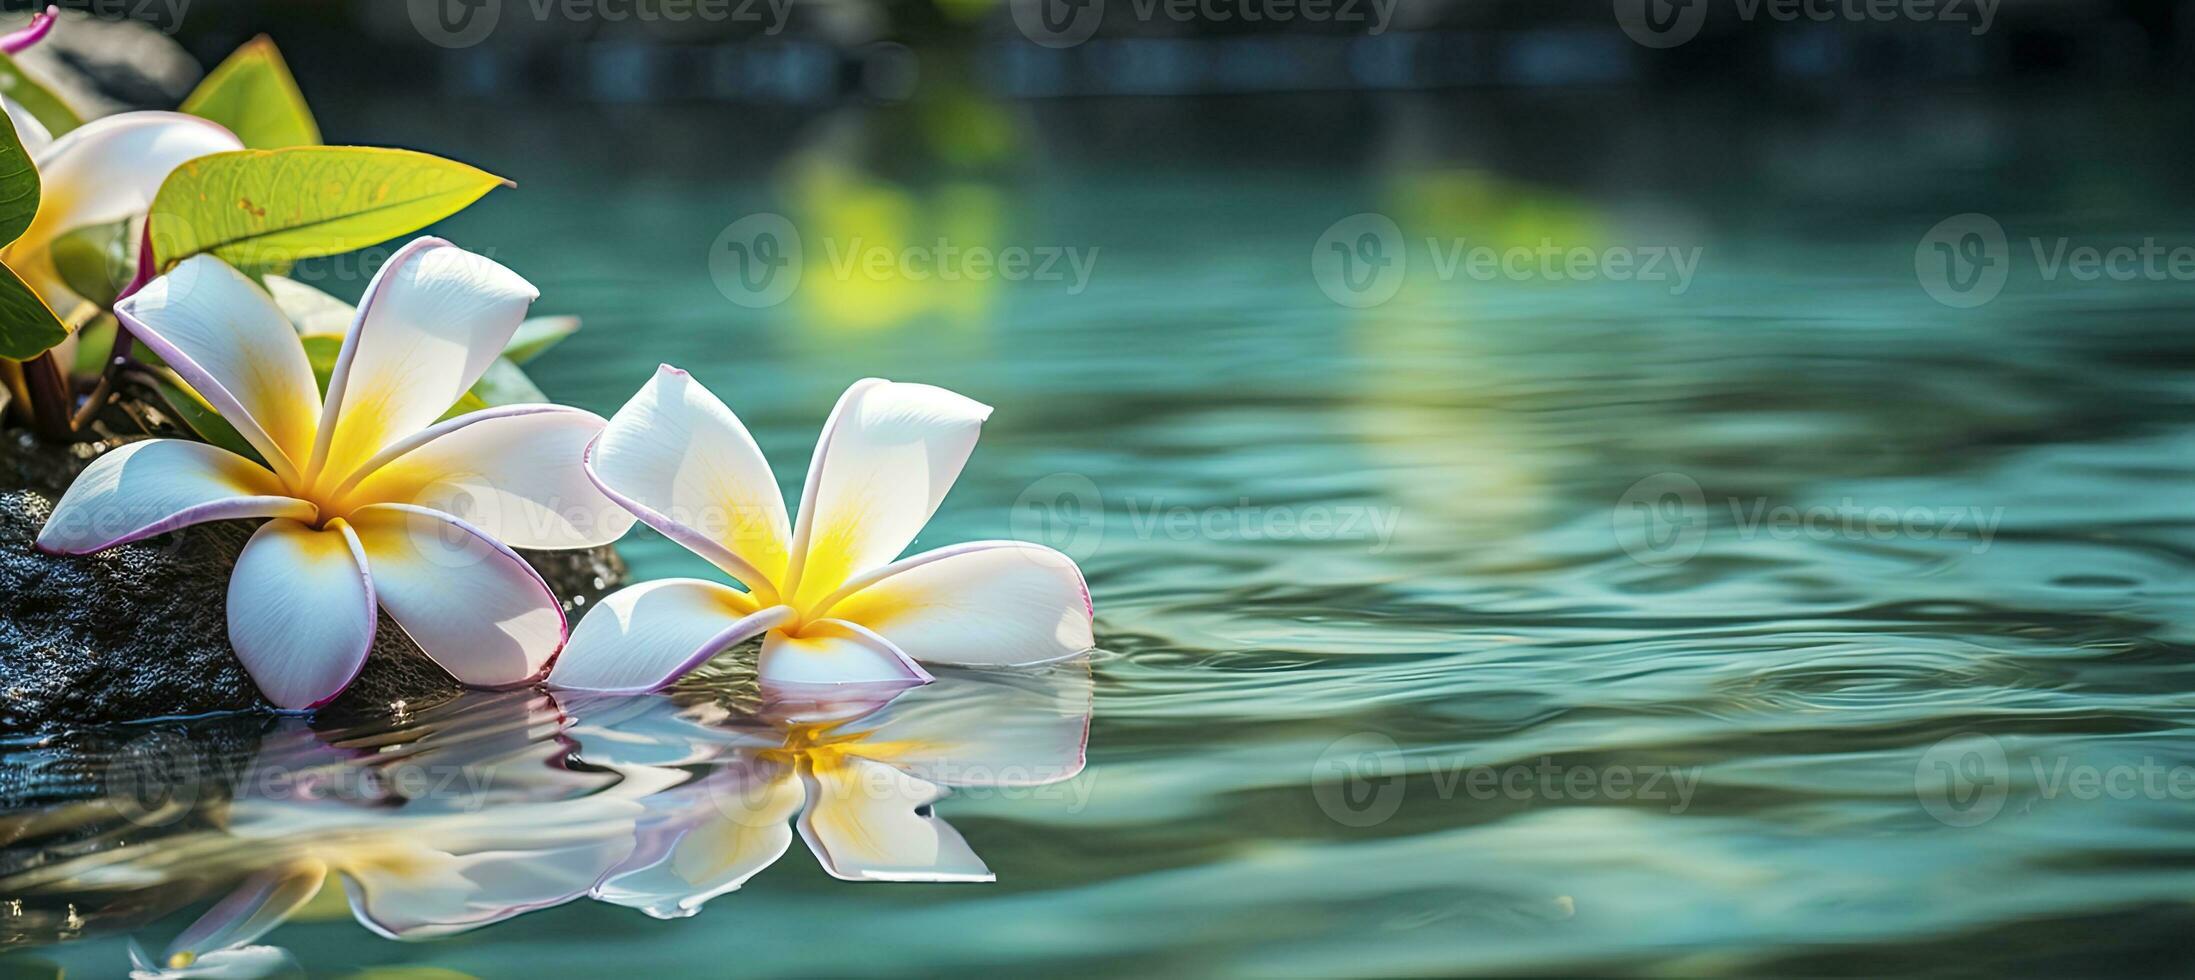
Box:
[10, 90, 2195, 975]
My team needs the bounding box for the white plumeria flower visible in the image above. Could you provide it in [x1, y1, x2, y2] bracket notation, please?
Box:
[546, 366, 1095, 693]
[35, 238, 637, 708]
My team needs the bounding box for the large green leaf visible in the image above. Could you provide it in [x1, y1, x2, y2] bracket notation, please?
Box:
[179, 37, 320, 150]
[148, 147, 511, 272]
[0, 261, 65, 359]
[0, 107, 38, 246]
[0, 53, 77, 138]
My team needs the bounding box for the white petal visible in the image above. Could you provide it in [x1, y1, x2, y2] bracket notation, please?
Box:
[546, 578, 786, 693]
[798, 757, 992, 882]
[19, 111, 238, 259]
[585, 365, 792, 592]
[342, 404, 636, 549]
[35, 439, 312, 554]
[310, 238, 538, 485]
[228, 519, 375, 710]
[338, 816, 637, 941]
[115, 258, 322, 480]
[784, 379, 991, 609]
[757, 620, 931, 689]
[346, 503, 565, 688]
[165, 863, 325, 964]
[850, 663, 1094, 788]
[2, 97, 50, 157]
[820, 541, 1094, 667]
[594, 761, 802, 918]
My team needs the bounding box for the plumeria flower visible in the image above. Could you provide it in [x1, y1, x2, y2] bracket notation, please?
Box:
[547, 367, 1095, 693]
[566, 664, 1092, 917]
[0, 10, 241, 312]
[34, 238, 636, 708]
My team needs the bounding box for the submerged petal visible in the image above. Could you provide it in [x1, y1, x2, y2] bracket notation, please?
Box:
[228, 519, 375, 710]
[784, 379, 991, 610]
[822, 541, 1094, 667]
[343, 404, 636, 549]
[585, 365, 792, 592]
[35, 439, 312, 554]
[797, 757, 992, 882]
[114, 258, 323, 479]
[311, 238, 537, 484]
[757, 620, 932, 689]
[594, 761, 803, 919]
[346, 503, 565, 688]
[164, 862, 326, 965]
[546, 579, 785, 693]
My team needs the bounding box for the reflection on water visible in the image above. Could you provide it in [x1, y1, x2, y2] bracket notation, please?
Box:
[0, 667, 1092, 975]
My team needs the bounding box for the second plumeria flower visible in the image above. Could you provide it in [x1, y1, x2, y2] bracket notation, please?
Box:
[547, 367, 1094, 693]
[36, 238, 637, 708]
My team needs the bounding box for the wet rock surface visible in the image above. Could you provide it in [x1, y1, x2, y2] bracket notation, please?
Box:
[0, 428, 626, 734]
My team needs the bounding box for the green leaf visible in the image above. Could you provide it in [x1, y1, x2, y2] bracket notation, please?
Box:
[148, 146, 511, 273]
[70, 314, 114, 376]
[0, 53, 77, 138]
[144, 368, 266, 464]
[179, 37, 320, 150]
[0, 106, 38, 247]
[0, 259, 66, 359]
[503, 316, 579, 364]
[50, 220, 131, 312]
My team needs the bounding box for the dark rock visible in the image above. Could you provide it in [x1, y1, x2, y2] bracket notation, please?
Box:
[0, 428, 627, 734]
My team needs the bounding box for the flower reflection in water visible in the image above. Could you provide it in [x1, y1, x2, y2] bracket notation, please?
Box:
[0, 661, 1093, 973]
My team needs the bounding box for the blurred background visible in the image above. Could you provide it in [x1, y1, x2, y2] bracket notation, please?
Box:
[15, 0, 2195, 975]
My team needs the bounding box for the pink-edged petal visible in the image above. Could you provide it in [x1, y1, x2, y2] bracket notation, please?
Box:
[797, 757, 991, 883]
[820, 540, 1094, 667]
[228, 519, 375, 710]
[34, 439, 312, 554]
[783, 379, 991, 609]
[115, 258, 322, 481]
[585, 365, 792, 593]
[757, 619, 932, 689]
[345, 503, 565, 689]
[340, 404, 636, 549]
[164, 862, 325, 963]
[0, 7, 57, 57]
[851, 663, 1094, 788]
[546, 578, 789, 693]
[594, 761, 802, 919]
[18, 111, 239, 260]
[309, 238, 538, 486]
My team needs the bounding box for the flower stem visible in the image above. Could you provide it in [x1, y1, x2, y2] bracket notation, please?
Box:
[21, 350, 72, 442]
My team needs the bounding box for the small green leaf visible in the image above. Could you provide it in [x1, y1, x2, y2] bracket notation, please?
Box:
[148, 146, 511, 273]
[144, 368, 266, 465]
[472, 357, 547, 406]
[70, 314, 114, 376]
[50, 220, 131, 312]
[503, 316, 579, 364]
[179, 36, 320, 150]
[0, 259, 66, 359]
[0, 53, 77, 138]
[0, 106, 38, 247]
